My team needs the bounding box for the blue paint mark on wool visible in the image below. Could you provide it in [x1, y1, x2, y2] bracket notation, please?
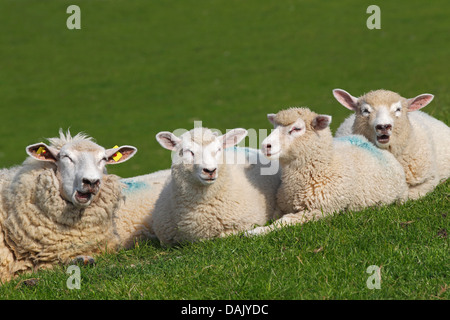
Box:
[122, 180, 148, 194]
[225, 146, 260, 164]
[335, 135, 384, 160]
[225, 146, 257, 154]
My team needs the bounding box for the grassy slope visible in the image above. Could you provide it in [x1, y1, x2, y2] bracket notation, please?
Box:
[1, 181, 448, 299]
[0, 0, 448, 299]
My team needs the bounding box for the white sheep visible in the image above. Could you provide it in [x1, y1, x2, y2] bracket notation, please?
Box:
[246, 107, 408, 236]
[151, 127, 281, 246]
[333, 88, 450, 199]
[114, 168, 171, 249]
[0, 129, 137, 283]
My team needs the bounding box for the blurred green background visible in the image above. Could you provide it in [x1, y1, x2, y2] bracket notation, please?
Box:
[1, 0, 449, 178]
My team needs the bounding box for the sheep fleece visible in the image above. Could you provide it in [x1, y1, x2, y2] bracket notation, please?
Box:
[153, 160, 280, 245]
[0, 164, 122, 282]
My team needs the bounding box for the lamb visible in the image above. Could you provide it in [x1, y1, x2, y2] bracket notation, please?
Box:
[114, 168, 171, 249]
[151, 127, 281, 246]
[0, 129, 137, 283]
[246, 107, 408, 236]
[333, 88, 450, 199]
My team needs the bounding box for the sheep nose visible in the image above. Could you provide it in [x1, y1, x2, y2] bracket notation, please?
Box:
[264, 143, 272, 150]
[375, 124, 392, 131]
[82, 178, 100, 187]
[202, 168, 216, 177]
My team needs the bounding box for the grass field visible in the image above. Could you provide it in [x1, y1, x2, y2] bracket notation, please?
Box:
[0, 0, 448, 300]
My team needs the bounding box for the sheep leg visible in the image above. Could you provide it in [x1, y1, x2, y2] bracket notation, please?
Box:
[407, 176, 439, 200]
[70, 255, 96, 266]
[244, 209, 325, 236]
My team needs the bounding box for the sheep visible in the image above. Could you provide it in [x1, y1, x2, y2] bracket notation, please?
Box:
[333, 88, 450, 199]
[0, 129, 137, 283]
[151, 127, 281, 246]
[246, 107, 408, 236]
[114, 168, 171, 249]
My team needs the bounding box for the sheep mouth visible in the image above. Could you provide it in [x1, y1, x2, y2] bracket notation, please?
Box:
[74, 191, 94, 204]
[263, 150, 280, 158]
[376, 134, 390, 144]
[200, 177, 217, 184]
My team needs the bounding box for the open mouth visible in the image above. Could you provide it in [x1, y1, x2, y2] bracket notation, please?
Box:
[376, 135, 390, 144]
[74, 191, 94, 204]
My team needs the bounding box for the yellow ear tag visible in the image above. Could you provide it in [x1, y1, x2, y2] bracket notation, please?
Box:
[112, 145, 123, 162]
[36, 146, 47, 155]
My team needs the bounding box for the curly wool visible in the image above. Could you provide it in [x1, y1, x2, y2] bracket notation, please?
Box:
[336, 109, 450, 200]
[0, 162, 123, 282]
[114, 169, 171, 249]
[247, 108, 409, 236]
[152, 148, 281, 246]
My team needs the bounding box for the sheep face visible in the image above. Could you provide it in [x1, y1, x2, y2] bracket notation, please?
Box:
[26, 137, 137, 208]
[262, 108, 331, 163]
[156, 127, 247, 186]
[333, 89, 434, 149]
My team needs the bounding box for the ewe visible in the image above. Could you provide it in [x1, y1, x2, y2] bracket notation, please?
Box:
[333, 88, 450, 199]
[0, 130, 136, 283]
[246, 107, 408, 236]
[152, 127, 280, 245]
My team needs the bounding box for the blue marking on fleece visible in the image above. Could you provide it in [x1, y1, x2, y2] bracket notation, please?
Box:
[334, 135, 384, 160]
[122, 180, 149, 194]
[225, 146, 257, 154]
[224, 146, 260, 163]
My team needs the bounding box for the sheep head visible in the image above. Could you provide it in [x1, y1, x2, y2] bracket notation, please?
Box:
[156, 127, 247, 186]
[26, 130, 137, 208]
[262, 107, 332, 164]
[333, 88, 434, 149]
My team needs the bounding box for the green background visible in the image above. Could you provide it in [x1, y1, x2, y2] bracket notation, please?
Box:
[1, 0, 448, 178]
[0, 0, 448, 300]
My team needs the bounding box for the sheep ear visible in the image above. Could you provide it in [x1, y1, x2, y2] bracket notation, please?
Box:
[332, 89, 359, 111]
[407, 94, 434, 112]
[26, 143, 59, 162]
[220, 128, 248, 148]
[312, 115, 332, 131]
[105, 146, 137, 165]
[267, 114, 277, 126]
[156, 132, 181, 151]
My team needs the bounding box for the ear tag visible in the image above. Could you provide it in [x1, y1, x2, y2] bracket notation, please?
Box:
[36, 146, 47, 155]
[112, 145, 123, 162]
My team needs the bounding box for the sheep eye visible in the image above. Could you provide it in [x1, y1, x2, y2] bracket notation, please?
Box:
[289, 127, 302, 134]
[180, 149, 194, 157]
[362, 108, 371, 116]
[62, 155, 73, 162]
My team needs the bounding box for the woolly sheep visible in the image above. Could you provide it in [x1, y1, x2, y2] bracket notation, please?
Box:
[0, 130, 137, 283]
[152, 127, 281, 245]
[333, 88, 450, 199]
[246, 107, 408, 236]
[114, 168, 171, 249]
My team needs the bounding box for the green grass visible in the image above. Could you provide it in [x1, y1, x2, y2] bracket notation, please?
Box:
[0, 0, 449, 299]
[1, 181, 448, 299]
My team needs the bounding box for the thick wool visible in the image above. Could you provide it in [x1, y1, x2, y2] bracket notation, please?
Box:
[152, 137, 281, 246]
[114, 169, 171, 249]
[335, 90, 450, 199]
[248, 108, 408, 235]
[0, 157, 123, 283]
